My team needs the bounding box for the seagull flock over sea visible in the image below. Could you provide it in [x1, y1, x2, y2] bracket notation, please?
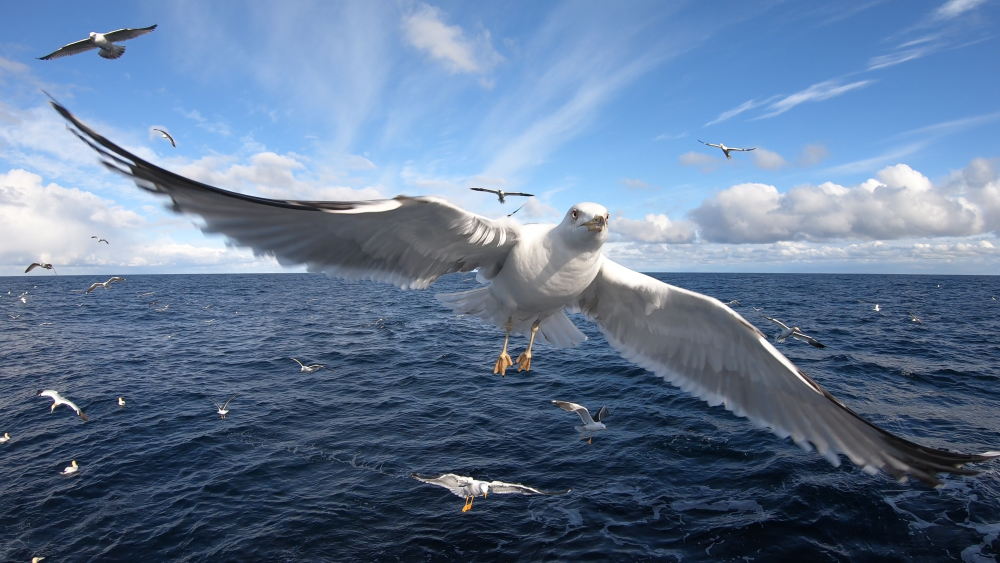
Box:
[7, 24, 1000, 526]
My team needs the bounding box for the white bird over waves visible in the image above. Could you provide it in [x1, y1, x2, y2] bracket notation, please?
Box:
[92, 235, 110, 244]
[38, 390, 88, 421]
[698, 140, 756, 160]
[39, 25, 157, 60]
[53, 100, 1000, 487]
[874, 303, 881, 312]
[470, 187, 534, 204]
[32, 557, 46, 563]
[290, 358, 331, 373]
[61, 460, 79, 475]
[86, 277, 126, 294]
[552, 400, 609, 444]
[152, 128, 176, 148]
[118, 397, 126, 406]
[908, 312, 923, 325]
[412, 473, 570, 512]
[760, 315, 826, 349]
[212, 395, 236, 419]
[25, 263, 56, 274]
[724, 299, 742, 307]
[0, 432, 9, 443]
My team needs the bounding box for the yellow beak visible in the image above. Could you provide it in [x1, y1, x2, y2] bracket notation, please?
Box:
[582, 216, 606, 232]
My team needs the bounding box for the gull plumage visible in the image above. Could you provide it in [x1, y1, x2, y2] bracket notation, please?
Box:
[25, 263, 56, 274]
[212, 395, 236, 419]
[0, 432, 9, 443]
[153, 128, 176, 148]
[291, 358, 331, 373]
[38, 389, 88, 421]
[53, 100, 1000, 486]
[62, 460, 79, 475]
[86, 276, 126, 294]
[469, 187, 534, 204]
[698, 140, 756, 160]
[908, 312, 923, 324]
[552, 400, 609, 444]
[118, 397, 126, 406]
[39, 25, 157, 60]
[92, 235, 110, 244]
[413, 473, 569, 512]
[760, 315, 826, 348]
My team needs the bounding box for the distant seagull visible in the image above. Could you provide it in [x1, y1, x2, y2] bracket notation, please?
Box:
[291, 358, 331, 373]
[760, 315, 825, 348]
[39, 25, 157, 60]
[61, 460, 79, 475]
[908, 312, 923, 325]
[38, 390, 88, 421]
[153, 128, 176, 148]
[698, 140, 756, 160]
[0, 432, 9, 443]
[752, 306, 764, 312]
[25, 263, 56, 274]
[86, 276, 126, 293]
[92, 236, 109, 244]
[724, 299, 742, 307]
[507, 203, 526, 217]
[9, 314, 19, 320]
[412, 473, 570, 512]
[33, 558, 46, 563]
[874, 303, 881, 312]
[118, 397, 126, 406]
[552, 400, 609, 444]
[469, 187, 534, 204]
[212, 395, 236, 419]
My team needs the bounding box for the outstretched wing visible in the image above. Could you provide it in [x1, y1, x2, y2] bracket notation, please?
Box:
[54, 102, 519, 290]
[222, 395, 237, 409]
[25, 263, 40, 273]
[595, 406, 609, 422]
[153, 129, 176, 147]
[552, 400, 595, 425]
[39, 38, 97, 60]
[85, 283, 101, 294]
[103, 25, 158, 43]
[469, 187, 499, 195]
[487, 480, 570, 495]
[571, 257, 999, 486]
[760, 315, 789, 331]
[729, 147, 756, 152]
[791, 331, 826, 349]
[412, 473, 471, 497]
[504, 192, 534, 197]
[698, 140, 721, 148]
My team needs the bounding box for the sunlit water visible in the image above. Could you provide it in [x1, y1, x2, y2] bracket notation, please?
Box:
[1, 273, 999, 561]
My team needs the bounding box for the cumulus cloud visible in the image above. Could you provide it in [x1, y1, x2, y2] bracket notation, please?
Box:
[402, 3, 502, 78]
[613, 212, 696, 243]
[689, 162, 992, 243]
[752, 148, 787, 171]
[679, 151, 722, 173]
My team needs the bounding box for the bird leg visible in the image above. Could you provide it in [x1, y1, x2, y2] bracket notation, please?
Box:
[462, 496, 474, 512]
[493, 317, 515, 377]
[516, 321, 540, 372]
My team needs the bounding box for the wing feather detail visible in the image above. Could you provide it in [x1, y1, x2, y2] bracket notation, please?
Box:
[103, 25, 158, 42]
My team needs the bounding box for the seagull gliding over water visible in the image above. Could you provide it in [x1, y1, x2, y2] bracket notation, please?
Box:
[53, 100, 1000, 487]
[86, 277, 126, 293]
[760, 315, 826, 349]
[25, 263, 56, 274]
[38, 390, 88, 421]
[213, 395, 236, 419]
[412, 473, 570, 512]
[552, 400, 609, 444]
[291, 358, 331, 373]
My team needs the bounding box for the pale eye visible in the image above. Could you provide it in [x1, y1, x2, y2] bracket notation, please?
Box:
[571, 209, 579, 220]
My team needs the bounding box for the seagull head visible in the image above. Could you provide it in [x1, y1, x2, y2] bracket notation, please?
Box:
[562, 203, 610, 243]
[477, 482, 490, 497]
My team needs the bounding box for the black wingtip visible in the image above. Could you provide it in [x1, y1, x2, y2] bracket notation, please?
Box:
[810, 341, 826, 349]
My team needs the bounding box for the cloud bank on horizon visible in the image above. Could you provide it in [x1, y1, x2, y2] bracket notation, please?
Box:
[1, 0, 998, 275]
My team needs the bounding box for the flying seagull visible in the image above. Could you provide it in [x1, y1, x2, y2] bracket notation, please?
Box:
[698, 140, 756, 160]
[908, 312, 923, 325]
[62, 460, 79, 475]
[412, 473, 570, 512]
[38, 390, 88, 421]
[290, 358, 331, 373]
[470, 187, 534, 204]
[39, 25, 157, 60]
[212, 395, 236, 419]
[92, 236, 110, 244]
[86, 276, 126, 293]
[25, 263, 56, 274]
[760, 315, 826, 349]
[724, 299, 742, 307]
[53, 100, 1000, 487]
[152, 128, 176, 148]
[507, 203, 526, 217]
[552, 400, 609, 444]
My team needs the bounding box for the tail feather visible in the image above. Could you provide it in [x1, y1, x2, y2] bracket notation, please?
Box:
[99, 45, 126, 59]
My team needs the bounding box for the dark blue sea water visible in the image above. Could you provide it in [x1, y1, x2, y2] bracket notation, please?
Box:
[1, 273, 999, 562]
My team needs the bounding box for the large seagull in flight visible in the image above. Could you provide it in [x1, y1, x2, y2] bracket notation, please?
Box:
[52, 101, 999, 487]
[39, 25, 157, 61]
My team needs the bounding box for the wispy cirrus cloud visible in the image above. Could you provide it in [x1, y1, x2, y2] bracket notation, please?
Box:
[705, 99, 767, 126]
[936, 0, 988, 19]
[756, 79, 874, 119]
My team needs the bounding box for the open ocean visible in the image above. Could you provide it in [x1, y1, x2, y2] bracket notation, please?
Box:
[1, 272, 999, 562]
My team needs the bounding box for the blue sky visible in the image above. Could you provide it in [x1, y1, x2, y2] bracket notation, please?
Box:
[2, 0, 999, 275]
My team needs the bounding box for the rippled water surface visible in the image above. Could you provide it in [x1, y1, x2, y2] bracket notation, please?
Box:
[1, 273, 999, 562]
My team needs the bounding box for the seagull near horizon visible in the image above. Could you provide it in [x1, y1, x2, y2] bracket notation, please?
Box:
[52, 100, 1000, 487]
[39, 25, 157, 60]
[413, 473, 570, 512]
[290, 358, 331, 373]
[38, 390, 88, 421]
[61, 460, 79, 475]
[552, 400, 609, 444]
[698, 140, 756, 160]
[25, 263, 56, 274]
[760, 315, 826, 349]
[92, 235, 110, 244]
[212, 395, 236, 419]
[470, 187, 534, 204]
[86, 277, 126, 294]
[153, 128, 176, 148]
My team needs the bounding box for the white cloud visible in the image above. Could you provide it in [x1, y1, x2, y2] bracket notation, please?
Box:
[936, 0, 987, 19]
[798, 144, 831, 166]
[653, 132, 686, 141]
[868, 46, 933, 70]
[619, 178, 650, 190]
[758, 80, 874, 119]
[401, 3, 502, 75]
[613, 213, 696, 243]
[752, 148, 787, 171]
[347, 155, 376, 170]
[679, 151, 722, 173]
[705, 99, 763, 126]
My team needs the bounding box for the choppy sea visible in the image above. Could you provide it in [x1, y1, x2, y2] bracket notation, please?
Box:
[1, 272, 999, 562]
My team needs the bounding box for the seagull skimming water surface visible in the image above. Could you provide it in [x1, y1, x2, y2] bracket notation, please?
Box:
[38, 390, 88, 421]
[412, 473, 570, 512]
[25, 263, 56, 274]
[552, 400, 609, 444]
[86, 277, 126, 293]
[212, 395, 236, 419]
